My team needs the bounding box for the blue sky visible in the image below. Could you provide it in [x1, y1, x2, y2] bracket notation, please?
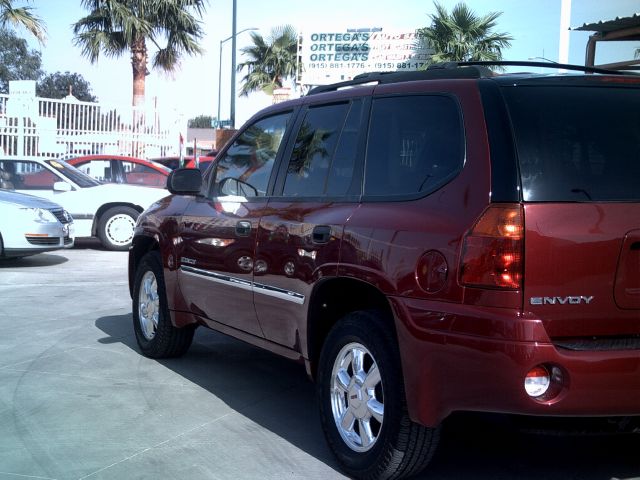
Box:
[24, 0, 640, 126]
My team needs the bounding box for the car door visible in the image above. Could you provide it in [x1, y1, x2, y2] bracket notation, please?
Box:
[120, 160, 167, 187]
[254, 98, 368, 350]
[176, 111, 294, 337]
[4, 158, 68, 200]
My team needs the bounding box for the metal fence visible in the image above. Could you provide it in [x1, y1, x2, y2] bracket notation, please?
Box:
[0, 94, 184, 159]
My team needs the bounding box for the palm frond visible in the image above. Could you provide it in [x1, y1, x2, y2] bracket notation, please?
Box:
[418, 1, 512, 64]
[0, 0, 46, 43]
[237, 24, 298, 96]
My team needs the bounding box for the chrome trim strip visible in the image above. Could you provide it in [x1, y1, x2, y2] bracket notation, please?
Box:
[179, 265, 305, 304]
[253, 282, 305, 305]
[180, 266, 253, 292]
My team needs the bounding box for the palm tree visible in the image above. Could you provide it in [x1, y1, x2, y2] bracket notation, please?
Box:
[73, 0, 207, 107]
[237, 25, 297, 96]
[0, 0, 45, 43]
[417, 2, 512, 64]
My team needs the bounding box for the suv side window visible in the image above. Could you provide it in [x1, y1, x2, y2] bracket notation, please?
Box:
[364, 95, 464, 197]
[282, 102, 353, 197]
[211, 112, 291, 198]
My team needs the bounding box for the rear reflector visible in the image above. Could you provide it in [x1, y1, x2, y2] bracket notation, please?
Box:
[459, 204, 523, 289]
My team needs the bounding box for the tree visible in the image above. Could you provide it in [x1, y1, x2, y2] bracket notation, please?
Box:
[417, 2, 512, 64]
[237, 25, 298, 96]
[73, 0, 207, 107]
[188, 114, 214, 128]
[0, 0, 45, 43]
[0, 27, 42, 93]
[37, 71, 97, 102]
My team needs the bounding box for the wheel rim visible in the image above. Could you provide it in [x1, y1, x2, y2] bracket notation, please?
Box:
[330, 342, 384, 453]
[105, 214, 135, 246]
[138, 270, 159, 340]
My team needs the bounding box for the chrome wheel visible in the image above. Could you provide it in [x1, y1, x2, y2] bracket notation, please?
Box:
[105, 213, 135, 246]
[138, 270, 159, 340]
[330, 342, 384, 452]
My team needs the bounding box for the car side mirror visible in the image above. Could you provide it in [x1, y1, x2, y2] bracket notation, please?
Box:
[167, 168, 203, 195]
[53, 181, 72, 192]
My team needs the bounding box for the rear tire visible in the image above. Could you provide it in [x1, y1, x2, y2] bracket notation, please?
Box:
[98, 206, 138, 251]
[318, 310, 440, 480]
[132, 251, 194, 358]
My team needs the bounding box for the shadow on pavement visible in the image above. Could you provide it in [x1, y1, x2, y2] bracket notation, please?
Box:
[0, 252, 68, 268]
[73, 238, 108, 250]
[95, 313, 342, 473]
[95, 314, 640, 480]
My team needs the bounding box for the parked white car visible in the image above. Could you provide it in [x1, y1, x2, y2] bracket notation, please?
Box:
[0, 188, 74, 258]
[0, 157, 167, 250]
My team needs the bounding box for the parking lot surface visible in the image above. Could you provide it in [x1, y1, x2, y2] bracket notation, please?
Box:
[1, 241, 639, 480]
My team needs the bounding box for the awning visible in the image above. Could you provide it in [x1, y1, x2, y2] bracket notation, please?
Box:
[572, 13, 640, 69]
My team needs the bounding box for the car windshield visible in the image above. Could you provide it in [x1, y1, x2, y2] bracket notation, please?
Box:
[45, 158, 101, 188]
[502, 84, 640, 202]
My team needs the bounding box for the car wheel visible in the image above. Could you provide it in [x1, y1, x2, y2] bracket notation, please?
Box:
[98, 206, 139, 251]
[318, 310, 440, 480]
[132, 251, 195, 358]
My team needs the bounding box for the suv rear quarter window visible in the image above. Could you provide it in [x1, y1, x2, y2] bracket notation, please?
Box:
[364, 95, 464, 198]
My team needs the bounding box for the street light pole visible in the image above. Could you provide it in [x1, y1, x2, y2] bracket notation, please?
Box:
[230, 0, 237, 128]
[527, 56, 559, 64]
[216, 25, 258, 129]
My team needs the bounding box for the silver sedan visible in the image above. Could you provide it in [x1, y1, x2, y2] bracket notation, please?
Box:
[0, 188, 74, 258]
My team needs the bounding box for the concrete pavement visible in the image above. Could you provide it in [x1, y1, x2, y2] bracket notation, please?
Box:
[0, 240, 638, 480]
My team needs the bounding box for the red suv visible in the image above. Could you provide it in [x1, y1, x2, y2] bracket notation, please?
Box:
[128, 62, 640, 479]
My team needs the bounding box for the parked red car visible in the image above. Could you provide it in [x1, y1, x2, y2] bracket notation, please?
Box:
[128, 62, 640, 479]
[152, 150, 218, 172]
[68, 155, 171, 188]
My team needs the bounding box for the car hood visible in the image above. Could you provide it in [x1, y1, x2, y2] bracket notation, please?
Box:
[0, 188, 63, 209]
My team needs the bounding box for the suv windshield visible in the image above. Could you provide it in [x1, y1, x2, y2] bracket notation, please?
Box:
[502, 85, 640, 202]
[45, 159, 101, 188]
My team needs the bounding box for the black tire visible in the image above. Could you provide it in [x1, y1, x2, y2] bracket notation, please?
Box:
[98, 206, 139, 251]
[132, 251, 194, 358]
[318, 310, 440, 480]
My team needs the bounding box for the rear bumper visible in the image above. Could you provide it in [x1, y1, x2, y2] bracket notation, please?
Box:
[391, 297, 640, 427]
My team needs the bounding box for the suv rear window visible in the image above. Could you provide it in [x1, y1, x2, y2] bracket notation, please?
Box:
[503, 85, 640, 202]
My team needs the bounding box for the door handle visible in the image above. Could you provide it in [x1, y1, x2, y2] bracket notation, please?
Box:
[312, 225, 331, 244]
[236, 221, 251, 237]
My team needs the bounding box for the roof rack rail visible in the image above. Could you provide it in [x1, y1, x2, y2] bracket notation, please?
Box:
[305, 60, 632, 96]
[306, 65, 494, 96]
[431, 60, 628, 75]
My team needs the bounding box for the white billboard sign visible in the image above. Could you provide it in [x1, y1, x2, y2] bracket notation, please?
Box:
[298, 27, 432, 86]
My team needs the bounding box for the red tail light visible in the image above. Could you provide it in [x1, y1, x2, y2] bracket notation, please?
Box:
[460, 204, 523, 290]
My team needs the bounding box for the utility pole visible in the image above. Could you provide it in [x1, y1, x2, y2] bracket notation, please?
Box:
[559, 0, 571, 69]
[230, 0, 238, 128]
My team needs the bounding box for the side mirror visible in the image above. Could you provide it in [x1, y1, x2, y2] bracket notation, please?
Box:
[167, 168, 203, 195]
[53, 181, 72, 192]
